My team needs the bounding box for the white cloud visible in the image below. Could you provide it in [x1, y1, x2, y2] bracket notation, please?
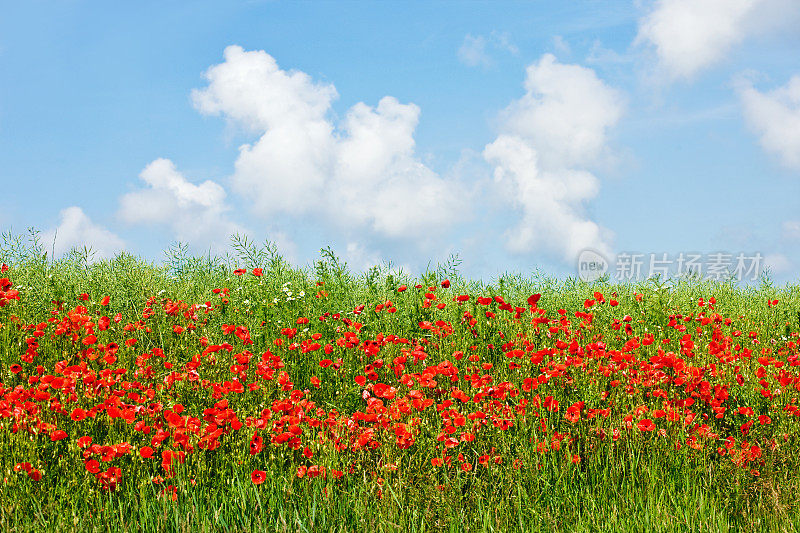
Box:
[343, 242, 382, 273]
[552, 36, 571, 56]
[192, 46, 337, 135]
[458, 34, 491, 68]
[783, 220, 800, 240]
[636, 0, 756, 81]
[43, 207, 125, 260]
[339, 241, 415, 276]
[268, 230, 299, 265]
[586, 40, 634, 66]
[483, 136, 610, 261]
[737, 75, 800, 169]
[483, 54, 623, 262]
[764, 253, 792, 276]
[492, 31, 519, 56]
[192, 45, 464, 242]
[332, 96, 462, 238]
[192, 46, 336, 215]
[118, 158, 247, 250]
[457, 31, 518, 68]
[498, 54, 624, 169]
[635, 0, 800, 81]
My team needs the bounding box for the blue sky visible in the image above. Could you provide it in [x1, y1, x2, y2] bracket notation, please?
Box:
[1, 0, 799, 282]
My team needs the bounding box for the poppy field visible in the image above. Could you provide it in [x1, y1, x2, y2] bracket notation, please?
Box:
[0, 239, 799, 532]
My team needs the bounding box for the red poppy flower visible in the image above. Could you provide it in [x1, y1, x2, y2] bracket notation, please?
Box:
[85, 459, 101, 474]
[565, 402, 583, 423]
[140, 446, 154, 459]
[9, 364, 22, 374]
[161, 450, 186, 473]
[527, 294, 541, 306]
[637, 419, 656, 432]
[100, 296, 110, 306]
[77, 436, 92, 448]
[397, 285, 407, 292]
[441, 279, 450, 288]
[249, 432, 264, 455]
[251, 470, 266, 485]
[593, 291, 605, 303]
[252, 268, 263, 277]
[543, 396, 559, 412]
[71, 408, 87, 422]
[51, 430, 68, 441]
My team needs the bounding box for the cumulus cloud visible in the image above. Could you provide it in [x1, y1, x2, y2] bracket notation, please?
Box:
[483, 136, 608, 260]
[737, 75, 800, 169]
[191, 45, 464, 242]
[192, 46, 337, 135]
[635, 0, 800, 82]
[118, 158, 246, 250]
[43, 207, 125, 260]
[483, 54, 623, 262]
[498, 54, 624, 169]
[332, 97, 462, 238]
[457, 31, 518, 68]
[635, 0, 759, 81]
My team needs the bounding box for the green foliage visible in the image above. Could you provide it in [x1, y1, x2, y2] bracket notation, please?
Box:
[0, 236, 798, 532]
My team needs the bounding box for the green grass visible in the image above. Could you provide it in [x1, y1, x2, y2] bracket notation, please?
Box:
[0, 231, 798, 532]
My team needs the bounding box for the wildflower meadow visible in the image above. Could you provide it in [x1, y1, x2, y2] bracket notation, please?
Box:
[0, 234, 799, 532]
